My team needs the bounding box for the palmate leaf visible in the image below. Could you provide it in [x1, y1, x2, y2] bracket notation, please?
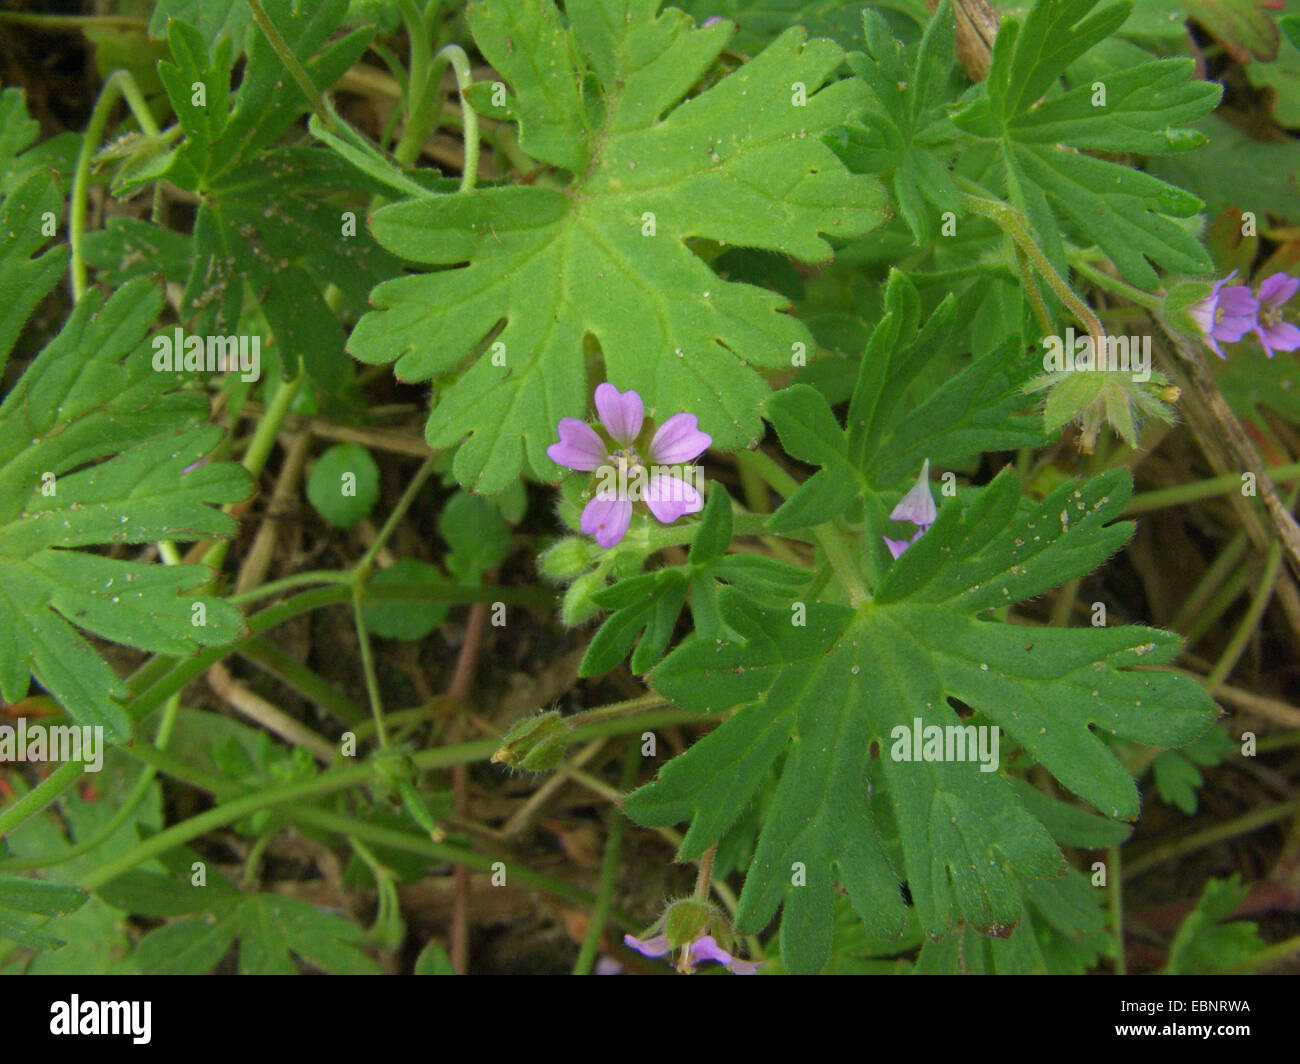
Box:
[146, 3, 380, 390]
[0, 279, 252, 741]
[106, 867, 379, 974]
[950, 0, 1221, 287]
[623, 468, 1217, 973]
[349, 0, 890, 492]
[0, 90, 69, 379]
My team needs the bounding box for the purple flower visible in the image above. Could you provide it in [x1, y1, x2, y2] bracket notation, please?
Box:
[547, 384, 711, 549]
[883, 459, 936, 560]
[624, 932, 760, 975]
[1253, 273, 1300, 359]
[1188, 271, 1260, 359]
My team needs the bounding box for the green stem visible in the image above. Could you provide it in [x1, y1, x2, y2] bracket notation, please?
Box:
[1108, 844, 1126, 976]
[70, 69, 161, 300]
[353, 582, 390, 748]
[1068, 254, 1164, 313]
[437, 45, 479, 192]
[201, 372, 302, 573]
[354, 455, 437, 578]
[742, 447, 868, 604]
[1204, 535, 1284, 691]
[573, 742, 639, 974]
[245, 0, 335, 132]
[956, 184, 1105, 357]
[0, 762, 84, 840]
[1124, 461, 1300, 515]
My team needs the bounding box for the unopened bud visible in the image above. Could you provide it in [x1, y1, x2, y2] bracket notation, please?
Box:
[492, 710, 571, 772]
[539, 536, 593, 583]
[664, 899, 713, 949]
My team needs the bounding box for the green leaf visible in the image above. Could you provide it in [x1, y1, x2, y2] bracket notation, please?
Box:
[764, 384, 862, 531]
[439, 490, 512, 581]
[1246, 21, 1300, 129]
[306, 443, 380, 529]
[688, 485, 733, 564]
[152, 2, 384, 389]
[1163, 875, 1267, 974]
[0, 170, 67, 380]
[625, 468, 1217, 972]
[829, 3, 959, 242]
[954, 0, 1219, 286]
[1151, 722, 1235, 814]
[150, 0, 253, 55]
[1146, 115, 1300, 225]
[132, 891, 380, 974]
[350, 0, 890, 491]
[0, 874, 87, 917]
[362, 559, 452, 641]
[414, 940, 457, 974]
[0, 279, 253, 741]
[133, 903, 242, 974]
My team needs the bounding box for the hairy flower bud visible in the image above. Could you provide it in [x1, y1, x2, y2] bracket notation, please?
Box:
[491, 710, 571, 772]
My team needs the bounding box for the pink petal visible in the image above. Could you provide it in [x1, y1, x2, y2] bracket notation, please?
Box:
[623, 933, 671, 959]
[1258, 322, 1300, 358]
[1258, 273, 1299, 309]
[594, 383, 644, 446]
[888, 459, 936, 527]
[649, 412, 711, 465]
[884, 536, 912, 560]
[643, 473, 703, 524]
[581, 496, 633, 548]
[548, 418, 607, 472]
[688, 936, 735, 968]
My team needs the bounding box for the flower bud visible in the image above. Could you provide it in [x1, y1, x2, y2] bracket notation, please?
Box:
[561, 570, 607, 627]
[664, 899, 713, 949]
[539, 536, 593, 583]
[491, 710, 571, 772]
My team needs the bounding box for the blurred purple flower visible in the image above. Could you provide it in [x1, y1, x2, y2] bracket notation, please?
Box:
[1254, 273, 1300, 359]
[1188, 271, 1259, 359]
[884, 458, 936, 559]
[624, 932, 760, 975]
[548, 383, 711, 549]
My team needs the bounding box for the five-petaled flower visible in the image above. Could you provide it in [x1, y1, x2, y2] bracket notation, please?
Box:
[1253, 273, 1300, 359]
[1188, 271, 1260, 360]
[547, 383, 711, 549]
[883, 458, 937, 560]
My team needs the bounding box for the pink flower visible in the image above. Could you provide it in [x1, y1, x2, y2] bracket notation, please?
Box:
[547, 384, 711, 549]
[1253, 273, 1300, 359]
[883, 459, 936, 559]
[1188, 271, 1260, 359]
[624, 932, 761, 975]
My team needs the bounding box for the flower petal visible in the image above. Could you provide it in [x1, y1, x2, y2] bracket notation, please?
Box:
[883, 536, 912, 560]
[1258, 321, 1300, 358]
[623, 933, 671, 959]
[1214, 285, 1260, 335]
[548, 418, 607, 472]
[649, 412, 711, 464]
[643, 473, 703, 524]
[688, 936, 736, 968]
[888, 459, 936, 526]
[594, 383, 644, 446]
[581, 496, 633, 548]
[1259, 272, 1299, 309]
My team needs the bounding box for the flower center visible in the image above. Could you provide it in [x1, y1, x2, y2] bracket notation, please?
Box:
[1261, 304, 1283, 329]
[610, 446, 644, 473]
